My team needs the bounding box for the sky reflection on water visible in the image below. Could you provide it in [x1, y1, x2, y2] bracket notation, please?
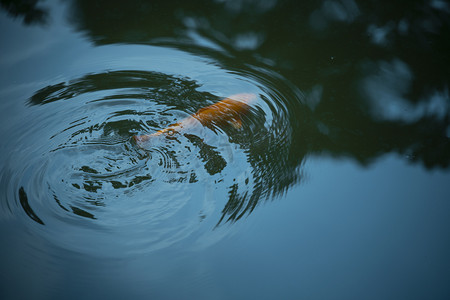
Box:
[0, 0, 449, 299]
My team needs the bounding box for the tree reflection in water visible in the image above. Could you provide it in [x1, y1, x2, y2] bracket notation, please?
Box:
[0, 0, 48, 24]
[5, 0, 449, 223]
[27, 70, 299, 223]
[65, 0, 450, 168]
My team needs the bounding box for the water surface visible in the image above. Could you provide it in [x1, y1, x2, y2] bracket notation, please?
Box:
[1, 1, 449, 299]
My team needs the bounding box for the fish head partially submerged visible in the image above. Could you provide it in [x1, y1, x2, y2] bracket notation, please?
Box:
[132, 123, 183, 147]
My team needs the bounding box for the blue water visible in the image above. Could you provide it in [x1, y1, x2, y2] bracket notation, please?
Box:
[1, 1, 449, 299]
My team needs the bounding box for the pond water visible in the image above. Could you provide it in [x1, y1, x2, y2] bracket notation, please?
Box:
[0, 1, 449, 299]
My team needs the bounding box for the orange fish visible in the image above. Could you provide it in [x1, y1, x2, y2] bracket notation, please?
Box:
[133, 93, 256, 147]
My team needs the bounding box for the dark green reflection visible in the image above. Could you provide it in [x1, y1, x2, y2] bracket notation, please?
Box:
[70, 205, 96, 219]
[0, 0, 48, 25]
[18, 187, 44, 225]
[27, 70, 297, 223]
[62, 0, 449, 169]
[19, 0, 450, 223]
[185, 133, 227, 175]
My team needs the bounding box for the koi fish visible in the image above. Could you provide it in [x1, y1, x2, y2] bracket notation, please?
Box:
[133, 93, 257, 147]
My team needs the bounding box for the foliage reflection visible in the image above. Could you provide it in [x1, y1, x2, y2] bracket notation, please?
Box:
[5, 0, 449, 224]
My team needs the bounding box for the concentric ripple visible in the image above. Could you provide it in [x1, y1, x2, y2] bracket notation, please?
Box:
[0, 56, 304, 255]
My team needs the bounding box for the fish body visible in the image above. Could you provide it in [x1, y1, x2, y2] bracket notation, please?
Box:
[133, 93, 256, 147]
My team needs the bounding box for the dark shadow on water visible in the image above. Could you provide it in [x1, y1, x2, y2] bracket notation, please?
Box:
[18, 187, 44, 225]
[23, 0, 450, 223]
[70, 205, 96, 220]
[0, 0, 48, 25]
[63, 0, 450, 170]
[185, 133, 227, 176]
[28, 70, 299, 224]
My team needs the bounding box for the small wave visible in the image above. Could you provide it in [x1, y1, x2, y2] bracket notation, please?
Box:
[1, 64, 304, 256]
